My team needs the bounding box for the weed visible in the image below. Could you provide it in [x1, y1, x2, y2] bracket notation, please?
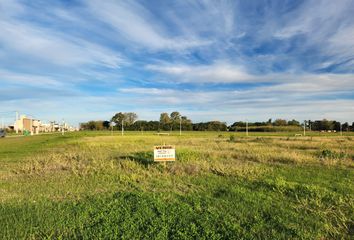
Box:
[319, 149, 347, 162]
[229, 135, 236, 142]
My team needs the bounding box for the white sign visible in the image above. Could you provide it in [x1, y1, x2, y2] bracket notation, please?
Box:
[154, 145, 175, 161]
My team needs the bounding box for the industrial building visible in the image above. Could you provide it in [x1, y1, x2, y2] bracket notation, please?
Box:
[13, 115, 75, 135]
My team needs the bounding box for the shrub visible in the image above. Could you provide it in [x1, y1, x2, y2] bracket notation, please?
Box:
[229, 135, 236, 142]
[319, 149, 346, 161]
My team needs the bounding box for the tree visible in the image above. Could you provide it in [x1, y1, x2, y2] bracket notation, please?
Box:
[129, 120, 159, 131]
[170, 111, 181, 130]
[181, 116, 192, 130]
[80, 120, 106, 130]
[288, 119, 300, 126]
[342, 122, 349, 131]
[312, 119, 334, 131]
[192, 121, 227, 131]
[103, 121, 110, 129]
[273, 119, 287, 126]
[111, 112, 125, 126]
[111, 112, 138, 127]
[159, 113, 171, 131]
[322, 119, 334, 130]
[124, 112, 138, 126]
[228, 121, 246, 131]
[333, 121, 341, 131]
[170, 111, 181, 121]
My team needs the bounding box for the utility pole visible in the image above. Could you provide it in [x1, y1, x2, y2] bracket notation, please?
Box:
[303, 120, 306, 136]
[121, 119, 124, 136]
[340, 122, 342, 136]
[246, 119, 249, 137]
[1, 117, 3, 129]
[179, 118, 182, 136]
[15, 111, 19, 134]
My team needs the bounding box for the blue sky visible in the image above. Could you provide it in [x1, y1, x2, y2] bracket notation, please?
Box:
[0, 0, 354, 126]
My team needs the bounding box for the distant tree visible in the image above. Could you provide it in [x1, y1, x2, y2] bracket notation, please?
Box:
[307, 120, 313, 130]
[103, 121, 110, 129]
[287, 119, 300, 126]
[254, 121, 267, 126]
[333, 121, 341, 131]
[170, 111, 181, 121]
[228, 121, 246, 131]
[342, 122, 349, 131]
[273, 119, 287, 126]
[80, 120, 105, 130]
[111, 112, 138, 127]
[312, 119, 334, 131]
[111, 112, 125, 126]
[209, 121, 227, 131]
[322, 119, 334, 130]
[181, 116, 193, 130]
[193, 121, 227, 131]
[124, 112, 138, 126]
[128, 120, 159, 131]
[79, 122, 87, 130]
[170, 111, 181, 130]
[159, 113, 171, 131]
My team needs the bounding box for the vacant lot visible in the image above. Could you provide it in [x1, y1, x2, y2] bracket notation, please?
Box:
[0, 131, 353, 239]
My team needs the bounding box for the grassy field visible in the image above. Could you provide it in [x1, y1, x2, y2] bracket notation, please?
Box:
[0, 131, 353, 239]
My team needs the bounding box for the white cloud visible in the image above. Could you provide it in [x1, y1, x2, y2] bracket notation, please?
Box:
[120, 88, 176, 95]
[86, 0, 211, 50]
[0, 20, 123, 68]
[146, 62, 354, 90]
[0, 0, 125, 69]
[146, 63, 258, 83]
[273, 0, 354, 70]
[0, 69, 63, 87]
[274, 0, 351, 39]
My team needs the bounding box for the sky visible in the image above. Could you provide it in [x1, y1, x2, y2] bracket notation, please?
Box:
[0, 0, 354, 126]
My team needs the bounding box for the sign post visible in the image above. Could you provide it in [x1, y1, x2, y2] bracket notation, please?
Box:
[154, 145, 176, 162]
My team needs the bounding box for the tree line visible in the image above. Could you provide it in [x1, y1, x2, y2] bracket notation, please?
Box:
[80, 113, 354, 132]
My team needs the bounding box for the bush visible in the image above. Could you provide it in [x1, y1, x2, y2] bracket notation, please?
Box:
[229, 135, 236, 142]
[319, 149, 346, 161]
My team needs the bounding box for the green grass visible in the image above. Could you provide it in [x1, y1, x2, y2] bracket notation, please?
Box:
[0, 131, 353, 239]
